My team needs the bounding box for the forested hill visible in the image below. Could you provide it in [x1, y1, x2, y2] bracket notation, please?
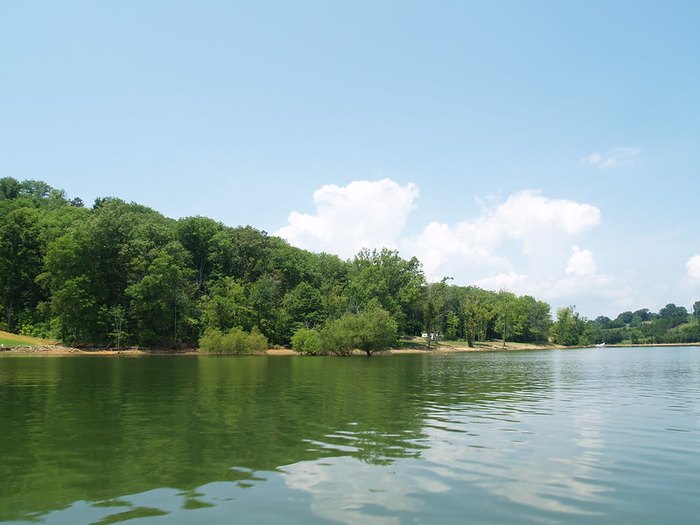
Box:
[1, 177, 698, 349]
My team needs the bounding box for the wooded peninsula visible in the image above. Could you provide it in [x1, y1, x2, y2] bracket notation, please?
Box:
[1, 178, 699, 354]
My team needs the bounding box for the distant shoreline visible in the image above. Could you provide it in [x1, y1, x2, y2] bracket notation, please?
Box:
[3, 340, 698, 357]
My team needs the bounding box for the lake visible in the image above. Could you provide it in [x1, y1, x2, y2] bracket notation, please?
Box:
[1, 346, 699, 524]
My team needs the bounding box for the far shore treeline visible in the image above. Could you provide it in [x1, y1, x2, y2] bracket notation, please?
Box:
[1, 178, 700, 352]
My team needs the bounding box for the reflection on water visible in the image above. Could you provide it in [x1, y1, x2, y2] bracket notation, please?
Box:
[1, 347, 700, 524]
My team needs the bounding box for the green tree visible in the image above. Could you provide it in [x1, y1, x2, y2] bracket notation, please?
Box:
[45, 199, 175, 344]
[494, 290, 525, 347]
[315, 252, 350, 321]
[445, 310, 460, 340]
[460, 287, 497, 346]
[210, 226, 271, 282]
[51, 276, 97, 344]
[319, 304, 397, 356]
[520, 295, 551, 343]
[0, 177, 21, 200]
[126, 245, 194, 347]
[616, 311, 634, 325]
[549, 306, 587, 346]
[345, 249, 425, 335]
[199, 277, 255, 332]
[0, 208, 44, 331]
[291, 327, 322, 354]
[658, 303, 688, 328]
[423, 278, 451, 348]
[176, 216, 223, 295]
[106, 305, 128, 349]
[282, 282, 324, 330]
[248, 274, 285, 344]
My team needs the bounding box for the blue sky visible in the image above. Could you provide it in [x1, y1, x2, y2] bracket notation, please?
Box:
[2, 1, 699, 317]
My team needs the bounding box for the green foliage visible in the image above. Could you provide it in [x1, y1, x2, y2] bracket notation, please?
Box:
[199, 277, 255, 332]
[550, 307, 587, 346]
[176, 216, 224, 294]
[51, 276, 98, 345]
[494, 290, 525, 347]
[0, 207, 44, 331]
[199, 327, 268, 354]
[460, 287, 496, 346]
[126, 245, 195, 347]
[445, 310, 460, 340]
[319, 305, 397, 356]
[345, 249, 425, 335]
[0, 177, 21, 200]
[291, 327, 322, 354]
[105, 305, 128, 349]
[3, 178, 700, 351]
[658, 303, 688, 327]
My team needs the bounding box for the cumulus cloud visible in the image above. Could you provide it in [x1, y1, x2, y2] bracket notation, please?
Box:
[474, 272, 528, 291]
[686, 254, 700, 282]
[473, 253, 621, 304]
[485, 190, 602, 237]
[580, 147, 641, 170]
[274, 179, 419, 259]
[566, 246, 597, 275]
[401, 191, 633, 312]
[277, 180, 633, 315]
[403, 190, 601, 280]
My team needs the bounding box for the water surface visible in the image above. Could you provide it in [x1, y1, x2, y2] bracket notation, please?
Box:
[1, 347, 699, 524]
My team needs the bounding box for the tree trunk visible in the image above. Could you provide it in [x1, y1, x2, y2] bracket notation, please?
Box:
[5, 298, 13, 332]
[466, 330, 474, 348]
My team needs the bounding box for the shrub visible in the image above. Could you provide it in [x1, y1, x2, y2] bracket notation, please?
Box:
[319, 316, 355, 356]
[291, 327, 322, 354]
[246, 327, 269, 353]
[199, 326, 268, 354]
[319, 306, 397, 356]
[199, 328, 225, 354]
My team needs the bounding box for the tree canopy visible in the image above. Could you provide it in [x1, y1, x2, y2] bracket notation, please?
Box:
[1, 177, 698, 350]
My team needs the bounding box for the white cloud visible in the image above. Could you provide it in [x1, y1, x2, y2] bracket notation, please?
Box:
[403, 190, 601, 281]
[474, 271, 528, 291]
[686, 254, 700, 282]
[401, 192, 635, 314]
[486, 190, 602, 238]
[274, 179, 419, 259]
[566, 246, 597, 275]
[281, 456, 427, 525]
[580, 146, 641, 170]
[277, 181, 636, 316]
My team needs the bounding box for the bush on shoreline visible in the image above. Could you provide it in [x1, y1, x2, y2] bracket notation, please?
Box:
[199, 327, 268, 354]
[319, 305, 397, 356]
[291, 327, 322, 355]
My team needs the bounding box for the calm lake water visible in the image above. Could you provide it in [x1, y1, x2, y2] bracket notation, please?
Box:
[1, 347, 699, 524]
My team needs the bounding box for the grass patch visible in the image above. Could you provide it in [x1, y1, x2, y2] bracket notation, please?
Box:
[397, 337, 430, 350]
[0, 331, 57, 348]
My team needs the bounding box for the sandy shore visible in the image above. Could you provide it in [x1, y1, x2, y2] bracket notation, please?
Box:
[2, 341, 557, 356]
[2, 341, 696, 357]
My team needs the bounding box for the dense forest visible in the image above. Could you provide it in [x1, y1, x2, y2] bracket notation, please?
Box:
[1, 177, 699, 350]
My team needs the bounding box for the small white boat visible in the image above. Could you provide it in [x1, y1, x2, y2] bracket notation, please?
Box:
[594, 342, 606, 347]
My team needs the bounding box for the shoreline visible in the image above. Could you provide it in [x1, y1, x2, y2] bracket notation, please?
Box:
[3, 340, 697, 357]
[0, 340, 557, 356]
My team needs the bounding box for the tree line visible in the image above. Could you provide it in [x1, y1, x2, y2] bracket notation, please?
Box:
[1, 177, 698, 351]
[550, 303, 700, 346]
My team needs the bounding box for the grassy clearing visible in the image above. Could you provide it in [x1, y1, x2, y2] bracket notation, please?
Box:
[0, 331, 57, 348]
[397, 337, 556, 352]
[397, 337, 431, 350]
